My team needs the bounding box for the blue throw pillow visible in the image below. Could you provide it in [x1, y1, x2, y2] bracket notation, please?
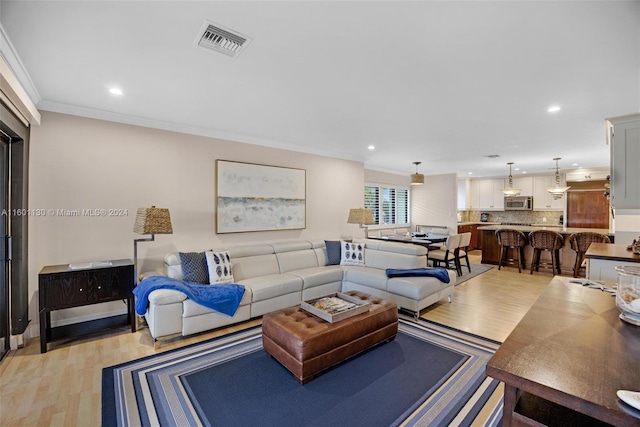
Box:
[325, 240, 342, 266]
[179, 252, 209, 284]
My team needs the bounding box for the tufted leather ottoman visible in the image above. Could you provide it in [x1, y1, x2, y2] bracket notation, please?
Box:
[262, 291, 398, 384]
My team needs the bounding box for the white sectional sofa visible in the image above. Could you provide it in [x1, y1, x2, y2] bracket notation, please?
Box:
[141, 239, 455, 342]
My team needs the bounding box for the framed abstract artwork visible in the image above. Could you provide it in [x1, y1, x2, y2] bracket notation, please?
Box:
[216, 160, 306, 233]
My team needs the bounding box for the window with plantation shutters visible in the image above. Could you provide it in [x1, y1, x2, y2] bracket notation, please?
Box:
[364, 184, 410, 226]
[364, 186, 380, 224]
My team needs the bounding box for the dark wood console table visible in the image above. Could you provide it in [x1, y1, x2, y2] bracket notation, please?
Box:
[38, 259, 135, 353]
[486, 276, 640, 426]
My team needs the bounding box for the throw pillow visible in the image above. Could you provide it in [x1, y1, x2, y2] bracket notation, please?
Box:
[340, 241, 365, 266]
[178, 252, 209, 284]
[325, 240, 342, 266]
[206, 250, 234, 284]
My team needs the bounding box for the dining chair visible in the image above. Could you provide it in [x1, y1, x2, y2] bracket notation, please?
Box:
[455, 232, 472, 274]
[428, 234, 462, 276]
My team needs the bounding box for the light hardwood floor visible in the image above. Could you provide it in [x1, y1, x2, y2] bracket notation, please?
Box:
[1, 252, 554, 426]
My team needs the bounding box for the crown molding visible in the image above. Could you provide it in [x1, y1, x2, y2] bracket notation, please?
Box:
[37, 100, 367, 164]
[0, 23, 41, 106]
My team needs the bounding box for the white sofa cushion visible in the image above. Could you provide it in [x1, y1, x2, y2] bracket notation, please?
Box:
[238, 273, 303, 302]
[288, 265, 344, 289]
[387, 271, 456, 300]
[276, 248, 319, 273]
[232, 253, 280, 281]
[342, 267, 388, 291]
[148, 289, 187, 306]
[183, 288, 252, 317]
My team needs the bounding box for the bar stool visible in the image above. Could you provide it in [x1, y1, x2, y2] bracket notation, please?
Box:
[568, 232, 611, 278]
[529, 230, 564, 275]
[495, 229, 527, 273]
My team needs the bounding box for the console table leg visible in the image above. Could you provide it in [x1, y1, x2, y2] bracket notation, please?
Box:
[39, 309, 48, 354]
[502, 384, 518, 426]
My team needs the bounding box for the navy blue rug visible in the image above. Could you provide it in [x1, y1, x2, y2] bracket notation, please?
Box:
[102, 319, 502, 426]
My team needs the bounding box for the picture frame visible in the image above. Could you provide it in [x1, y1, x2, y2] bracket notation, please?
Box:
[216, 160, 306, 233]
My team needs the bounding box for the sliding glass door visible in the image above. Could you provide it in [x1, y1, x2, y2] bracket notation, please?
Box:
[0, 101, 30, 359]
[1, 133, 9, 359]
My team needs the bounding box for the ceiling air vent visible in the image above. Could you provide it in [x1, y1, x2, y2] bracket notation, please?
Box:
[195, 20, 252, 58]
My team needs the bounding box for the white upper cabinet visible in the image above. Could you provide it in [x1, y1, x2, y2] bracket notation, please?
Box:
[511, 176, 533, 197]
[533, 175, 565, 211]
[458, 179, 472, 210]
[469, 178, 505, 210]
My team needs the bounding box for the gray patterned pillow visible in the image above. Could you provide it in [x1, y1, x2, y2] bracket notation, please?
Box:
[206, 250, 234, 284]
[178, 252, 209, 283]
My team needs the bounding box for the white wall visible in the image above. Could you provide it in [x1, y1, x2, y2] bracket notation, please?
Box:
[28, 112, 365, 333]
[411, 173, 458, 233]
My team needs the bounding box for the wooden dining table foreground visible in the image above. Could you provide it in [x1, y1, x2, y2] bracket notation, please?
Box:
[486, 276, 640, 426]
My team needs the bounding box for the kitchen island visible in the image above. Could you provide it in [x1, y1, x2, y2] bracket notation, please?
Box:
[478, 225, 614, 276]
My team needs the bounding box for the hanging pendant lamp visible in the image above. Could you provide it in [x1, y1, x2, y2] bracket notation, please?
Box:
[411, 161, 424, 185]
[501, 162, 521, 197]
[547, 157, 571, 199]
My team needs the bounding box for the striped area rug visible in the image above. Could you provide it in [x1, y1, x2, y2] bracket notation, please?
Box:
[103, 318, 503, 426]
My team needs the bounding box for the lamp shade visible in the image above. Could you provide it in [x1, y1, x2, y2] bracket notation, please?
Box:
[133, 207, 173, 234]
[546, 158, 570, 199]
[347, 208, 374, 225]
[410, 173, 425, 185]
[500, 162, 521, 197]
[410, 161, 424, 185]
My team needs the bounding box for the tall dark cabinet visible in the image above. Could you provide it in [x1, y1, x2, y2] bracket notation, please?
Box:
[1, 101, 30, 360]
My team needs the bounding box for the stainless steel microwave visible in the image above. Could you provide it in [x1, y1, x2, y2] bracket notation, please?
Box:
[504, 196, 533, 210]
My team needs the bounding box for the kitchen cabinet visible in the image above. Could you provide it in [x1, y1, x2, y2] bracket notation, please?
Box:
[457, 179, 469, 210]
[533, 175, 565, 211]
[511, 176, 533, 197]
[469, 178, 505, 211]
[607, 114, 640, 210]
[457, 223, 480, 250]
[565, 169, 609, 182]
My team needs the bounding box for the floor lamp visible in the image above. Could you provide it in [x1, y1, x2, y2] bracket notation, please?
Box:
[133, 206, 173, 285]
[347, 208, 374, 238]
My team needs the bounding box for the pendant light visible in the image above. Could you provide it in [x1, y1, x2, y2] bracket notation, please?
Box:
[547, 157, 570, 199]
[501, 162, 521, 197]
[411, 161, 424, 185]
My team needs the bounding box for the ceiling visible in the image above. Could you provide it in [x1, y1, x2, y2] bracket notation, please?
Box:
[1, 1, 639, 178]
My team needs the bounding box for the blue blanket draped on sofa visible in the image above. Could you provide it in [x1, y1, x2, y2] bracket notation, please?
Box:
[385, 267, 451, 283]
[133, 276, 245, 317]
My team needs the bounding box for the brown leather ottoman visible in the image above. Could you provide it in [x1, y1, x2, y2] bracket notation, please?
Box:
[262, 291, 398, 384]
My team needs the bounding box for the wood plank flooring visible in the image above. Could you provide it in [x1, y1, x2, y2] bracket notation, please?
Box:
[1, 252, 553, 426]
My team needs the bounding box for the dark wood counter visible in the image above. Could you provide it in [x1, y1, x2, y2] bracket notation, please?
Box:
[586, 243, 640, 263]
[478, 225, 614, 275]
[586, 243, 640, 285]
[486, 276, 640, 426]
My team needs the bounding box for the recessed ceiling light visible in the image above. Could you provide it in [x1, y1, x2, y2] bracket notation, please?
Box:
[522, 171, 527, 174]
[367, 145, 375, 150]
[467, 172, 473, 175]
[515, 167, 520, 171]
[547, 105, 561, 113]
[572, 163, 578, 166]
[109, 88, 123, 95]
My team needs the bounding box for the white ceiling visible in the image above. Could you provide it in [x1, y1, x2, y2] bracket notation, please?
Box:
[1, 1, 639, 178]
